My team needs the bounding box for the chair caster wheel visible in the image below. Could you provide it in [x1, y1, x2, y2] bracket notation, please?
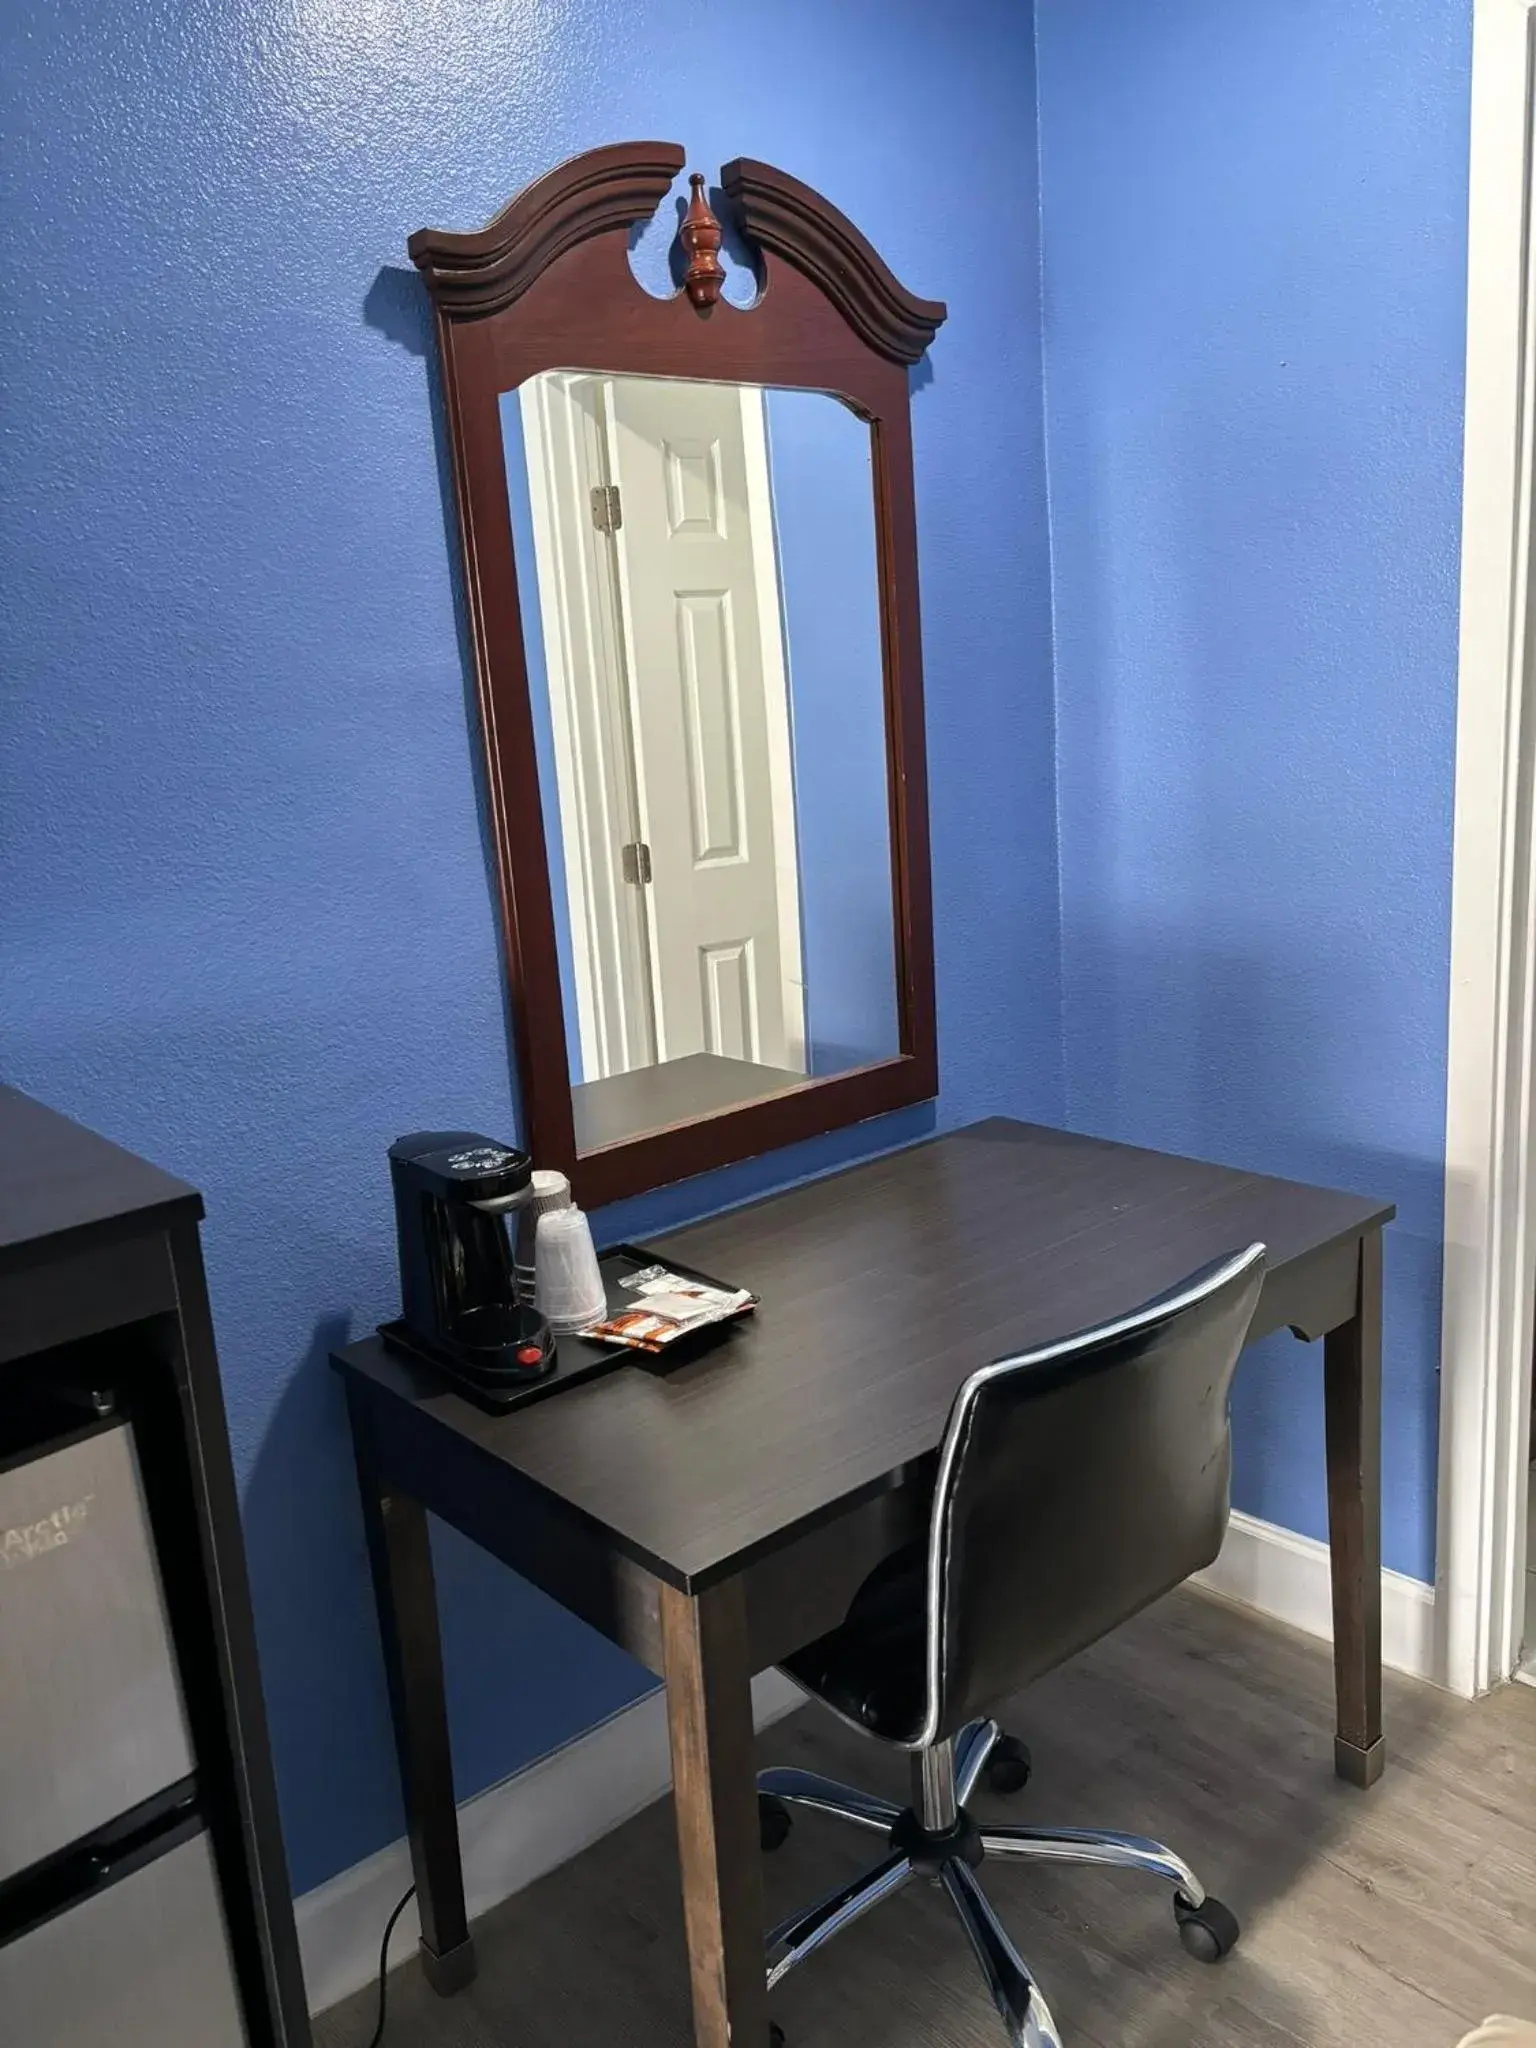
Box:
[984, 1735, 1032, 1795]
[1174, 1893, 1240, 1962]
[759, 1793, 793, 1853]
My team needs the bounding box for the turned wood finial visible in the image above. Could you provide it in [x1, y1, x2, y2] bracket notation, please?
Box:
[679, 172, 726, 310]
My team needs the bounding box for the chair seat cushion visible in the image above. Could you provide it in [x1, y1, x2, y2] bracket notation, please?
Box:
[779, 1540, 929, 1745]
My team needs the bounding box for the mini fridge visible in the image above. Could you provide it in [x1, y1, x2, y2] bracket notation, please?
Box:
[0, 1412, 249, 2045]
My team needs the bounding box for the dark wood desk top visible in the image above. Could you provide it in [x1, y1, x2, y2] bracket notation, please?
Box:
[0, 1085, 200, 1270]
[336, 1118, 1393, 1594]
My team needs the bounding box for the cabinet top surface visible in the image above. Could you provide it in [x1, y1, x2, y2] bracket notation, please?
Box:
[0, 1086, 200, 1260]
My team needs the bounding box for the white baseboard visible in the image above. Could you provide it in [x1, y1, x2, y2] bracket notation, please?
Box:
[295, 1669, 803, 2017]
[299, 1517, 1437, 2017]
[1195, 1509, 1438, 1684]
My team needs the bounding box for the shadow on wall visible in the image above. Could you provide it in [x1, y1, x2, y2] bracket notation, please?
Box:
[361, 267, 431, 357]
[1061, 921, 1445, 1584]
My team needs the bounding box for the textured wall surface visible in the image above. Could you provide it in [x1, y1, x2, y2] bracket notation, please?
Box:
[0, 0, 1058, 1892]
[1035, 0, 1471, 1580]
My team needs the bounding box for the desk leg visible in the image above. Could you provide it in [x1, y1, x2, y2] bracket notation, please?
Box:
[661, 1581, 770, 2048]
[1323, 1227, 1385, 1788]
[348, 1389, 476, 1993]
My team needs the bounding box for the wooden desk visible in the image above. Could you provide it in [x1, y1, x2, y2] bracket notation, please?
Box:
[334, 1117, 1392, 2048]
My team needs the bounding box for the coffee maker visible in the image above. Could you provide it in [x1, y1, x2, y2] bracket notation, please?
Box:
[381, 1130, 556, 1399]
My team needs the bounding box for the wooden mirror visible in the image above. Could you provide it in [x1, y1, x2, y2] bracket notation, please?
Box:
[411, 143, 946, 1206]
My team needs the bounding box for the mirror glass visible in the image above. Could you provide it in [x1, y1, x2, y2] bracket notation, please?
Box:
[501, 373, 899, 1154]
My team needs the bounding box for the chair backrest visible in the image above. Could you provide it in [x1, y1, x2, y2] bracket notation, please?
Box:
[917, 1244, 1267, 1746]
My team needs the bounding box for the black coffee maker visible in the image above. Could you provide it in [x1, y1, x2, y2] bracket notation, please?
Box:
[381, 1130, 556, 1399]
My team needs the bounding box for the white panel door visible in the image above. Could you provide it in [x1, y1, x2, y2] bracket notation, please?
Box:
[606, 378, 804, 1071]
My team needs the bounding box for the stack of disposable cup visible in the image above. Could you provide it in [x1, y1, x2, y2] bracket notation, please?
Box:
[514, 1169, 572, 1304]
[534, 1204, 607, 1334]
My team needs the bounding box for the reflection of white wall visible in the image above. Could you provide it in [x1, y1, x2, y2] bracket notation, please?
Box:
[501, 388, 588, 1082]
[516, 374, 674, 1090]
[765, 390, 899, 1074]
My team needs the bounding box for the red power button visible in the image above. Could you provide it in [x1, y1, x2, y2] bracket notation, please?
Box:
[516, 1345, 544, 1367]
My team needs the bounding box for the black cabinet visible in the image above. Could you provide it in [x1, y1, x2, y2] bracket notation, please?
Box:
[0, 1086, 308, 2046]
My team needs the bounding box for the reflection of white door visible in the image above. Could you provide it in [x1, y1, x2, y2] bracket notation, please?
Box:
[522, 373, 804, 1080]
[606, 378, 802, 1072]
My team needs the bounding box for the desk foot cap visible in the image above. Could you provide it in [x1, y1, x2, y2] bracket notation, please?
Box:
[419, 1935, 478, 1995]
[1334, 1734, 1385, 1788]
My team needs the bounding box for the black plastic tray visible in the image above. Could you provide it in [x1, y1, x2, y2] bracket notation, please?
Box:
[376, 1242, 755, 1417]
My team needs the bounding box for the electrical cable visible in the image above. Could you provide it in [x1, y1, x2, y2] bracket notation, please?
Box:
[364, 1883, 416, 2048]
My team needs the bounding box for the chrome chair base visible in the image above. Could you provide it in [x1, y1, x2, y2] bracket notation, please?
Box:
[759, 1719, 1232, 2047]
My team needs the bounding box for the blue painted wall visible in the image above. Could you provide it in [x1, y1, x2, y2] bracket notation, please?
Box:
[0, 0, 1058, 1894]
[1034, 0, 1471, 1580]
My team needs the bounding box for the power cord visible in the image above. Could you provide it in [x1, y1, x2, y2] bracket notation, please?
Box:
[364, 1884, 416, 2048]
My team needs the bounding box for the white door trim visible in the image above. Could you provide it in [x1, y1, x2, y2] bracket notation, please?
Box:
[1438, 0, 1536, 1698]
[521, 373, 657, 1083]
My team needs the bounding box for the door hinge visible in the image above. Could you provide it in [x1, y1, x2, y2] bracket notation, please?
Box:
[621, 841, 653, 886]
[590, 483, 623, 534]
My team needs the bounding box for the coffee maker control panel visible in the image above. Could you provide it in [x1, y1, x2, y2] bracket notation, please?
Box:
[447, 1145, 520, 1174]
[387, 1131, 532, 1206]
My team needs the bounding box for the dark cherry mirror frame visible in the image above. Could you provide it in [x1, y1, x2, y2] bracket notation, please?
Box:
[409, 141, 947, 1207]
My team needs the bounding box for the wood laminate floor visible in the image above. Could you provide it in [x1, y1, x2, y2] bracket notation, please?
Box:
[314, 1588, 1536, 2048]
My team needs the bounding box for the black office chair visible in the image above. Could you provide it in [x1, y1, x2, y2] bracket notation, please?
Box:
[757, 1243, 1267, 2047]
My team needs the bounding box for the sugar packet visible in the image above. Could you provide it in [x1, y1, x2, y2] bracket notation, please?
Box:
[583, 1264, 756, 1354]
